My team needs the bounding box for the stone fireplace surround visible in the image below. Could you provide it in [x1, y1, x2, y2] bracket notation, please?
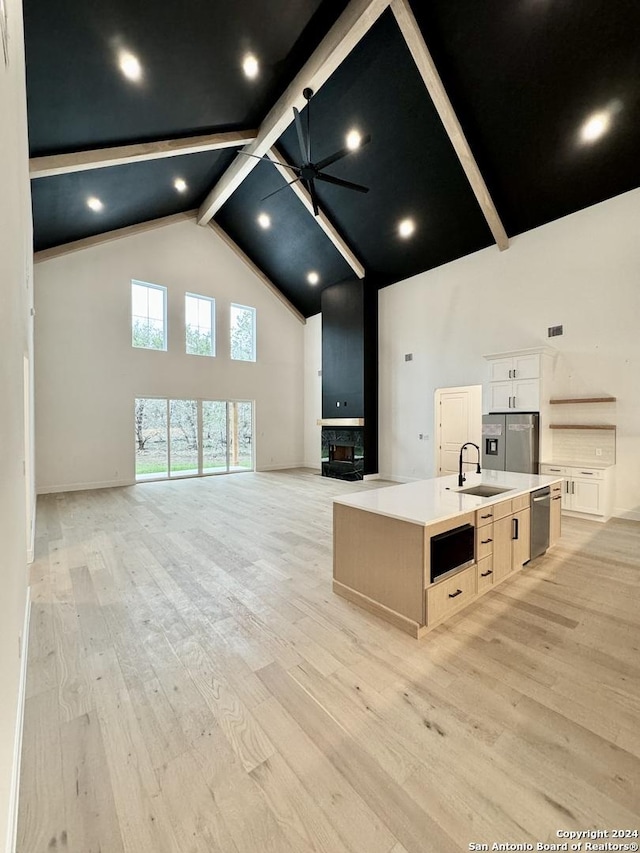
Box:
[321, 427, 364, 481]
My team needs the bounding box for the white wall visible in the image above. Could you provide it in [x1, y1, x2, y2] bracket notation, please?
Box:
[35, 221, 305, 492]
[0, 0, 34, 846]
[304, 313, 322, 468]
[378, 188, 640, 517]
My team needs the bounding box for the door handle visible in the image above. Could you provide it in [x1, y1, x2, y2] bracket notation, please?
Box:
[480, 569, 493, 577]
[512, 517, 519, 540]
[448, 589, 463, 599]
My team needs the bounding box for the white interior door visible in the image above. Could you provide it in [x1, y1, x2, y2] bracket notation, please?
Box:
[435, 386, 482, 476]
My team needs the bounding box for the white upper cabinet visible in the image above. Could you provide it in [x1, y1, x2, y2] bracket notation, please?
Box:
[484, 348, 553, 413]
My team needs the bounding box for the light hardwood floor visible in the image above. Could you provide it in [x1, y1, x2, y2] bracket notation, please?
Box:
[18, 470, 640, 852]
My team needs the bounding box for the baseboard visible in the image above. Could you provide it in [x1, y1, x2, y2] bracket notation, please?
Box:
[36, 477, 133, 495]
[256, 463, 306, 472]
[5, 588, 31, 853]
[613, 508, 640, 522]
[363, 473, 380, 481]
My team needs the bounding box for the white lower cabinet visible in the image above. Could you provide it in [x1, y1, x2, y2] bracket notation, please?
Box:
[540, 464, 614, 520]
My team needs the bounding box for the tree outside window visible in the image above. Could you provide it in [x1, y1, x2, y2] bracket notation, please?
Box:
[186, 293, 215, 356]
[132, 281, 167, 350]
[230, 304, 256, 361]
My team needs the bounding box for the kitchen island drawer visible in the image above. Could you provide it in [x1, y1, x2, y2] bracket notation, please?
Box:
[426, 565, 477, 626]
[476, 525, 494, 561]
[476, 508, 497, 527]
[512, 493, 530, 511]
[477, 557, 494, 593]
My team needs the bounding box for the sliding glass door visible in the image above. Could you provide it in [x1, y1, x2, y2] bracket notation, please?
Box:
[203, 401, 227, 474]
[135, 398, 253, 481]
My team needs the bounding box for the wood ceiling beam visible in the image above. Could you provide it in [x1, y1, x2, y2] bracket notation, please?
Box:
[197, 0, 391, 225]
[33, 211, 197, 263]
[390, 0, 509, 251]
[266, 147, 365, 279]
[208, 222, 306, 324]
[29, 130, 258, 179]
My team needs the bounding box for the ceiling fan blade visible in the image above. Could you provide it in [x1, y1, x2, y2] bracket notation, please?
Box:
[315, 172, 369, 193]
[236, 150, 302, 172]
[308, 179, 320, 216]
[292, 107, 308, 165]
[260, 177, 302, 202]
[315, 134, 372, 172]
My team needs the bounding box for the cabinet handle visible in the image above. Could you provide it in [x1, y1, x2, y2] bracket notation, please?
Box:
[552, 495, 562, 501]
[565, 481, 570, 494]
[481, 538, 493, 545]
[549, 468, 561, 472]
[580, 471, 594, 475]
[448, 589, 463, 599]
[480, 569, 493, 577]
[513, 368, 517, 378]
[508, 369, 512, 378]
[572, 482, 575, 494]
[480, 513, 493, 519]
[512, 517, 519, 540]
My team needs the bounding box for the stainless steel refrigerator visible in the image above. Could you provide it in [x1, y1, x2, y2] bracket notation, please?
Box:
[482, 413, 540, 474]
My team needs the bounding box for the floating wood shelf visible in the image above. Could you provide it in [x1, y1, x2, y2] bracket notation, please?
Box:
[550, 397, 617, 404]
[549, 424, 616, 430]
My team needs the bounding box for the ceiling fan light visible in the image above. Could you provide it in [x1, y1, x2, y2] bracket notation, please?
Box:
[346, 129, 362, 150]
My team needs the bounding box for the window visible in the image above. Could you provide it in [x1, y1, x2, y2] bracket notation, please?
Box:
[132, 281, 167, 350]
[135, 398, 254, 481]
[185, 293, 215, 356]
[230, 303, 256, 361]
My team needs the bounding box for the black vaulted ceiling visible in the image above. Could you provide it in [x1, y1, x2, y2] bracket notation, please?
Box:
[25, 0, 640, 317]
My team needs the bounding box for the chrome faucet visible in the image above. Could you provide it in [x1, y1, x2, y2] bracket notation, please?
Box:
[458, 442, 481, 487]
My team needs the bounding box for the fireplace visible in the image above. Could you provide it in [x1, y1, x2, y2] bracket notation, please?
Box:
[321, 428, 364, 481]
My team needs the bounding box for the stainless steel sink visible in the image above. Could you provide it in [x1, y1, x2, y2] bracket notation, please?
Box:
[456, 485, 513, 498]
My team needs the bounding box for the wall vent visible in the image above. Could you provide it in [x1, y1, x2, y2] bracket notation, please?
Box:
[404, 353, 413, 362]
[548, 325, 563, 337]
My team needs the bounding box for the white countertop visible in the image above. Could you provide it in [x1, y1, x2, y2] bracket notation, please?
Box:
[334, 471, 562, 526]
[541, 460, 615, 470]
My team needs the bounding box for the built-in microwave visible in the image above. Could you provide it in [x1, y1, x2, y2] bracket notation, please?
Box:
[430, 523, 475, 583]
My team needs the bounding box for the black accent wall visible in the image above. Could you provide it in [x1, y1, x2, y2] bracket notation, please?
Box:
[321, 280, 378, 475]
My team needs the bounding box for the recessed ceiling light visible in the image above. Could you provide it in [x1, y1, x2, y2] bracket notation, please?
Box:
[242, 53, 259, 79]
[86, 196, 104, 212]
[346, 129, 362, 150]
[307, 271, 320, 285]
[173, 178, 187, 193]
[257, 212, 271, 229]
[398, 218, 415, 238]
[118, 50, 142, 83]
[579, 110, 611, 144]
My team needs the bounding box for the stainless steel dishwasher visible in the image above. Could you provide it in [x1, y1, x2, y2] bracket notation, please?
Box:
[530, 486, 551, 559]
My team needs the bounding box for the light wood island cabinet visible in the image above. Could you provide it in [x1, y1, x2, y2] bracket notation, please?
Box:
[333, 473, 560, 638]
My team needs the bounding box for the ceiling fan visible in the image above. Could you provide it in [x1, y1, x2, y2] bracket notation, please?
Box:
[238, 88, 371, 216]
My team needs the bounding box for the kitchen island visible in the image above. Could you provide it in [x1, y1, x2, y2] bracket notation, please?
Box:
[333, 471, 563, 637]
